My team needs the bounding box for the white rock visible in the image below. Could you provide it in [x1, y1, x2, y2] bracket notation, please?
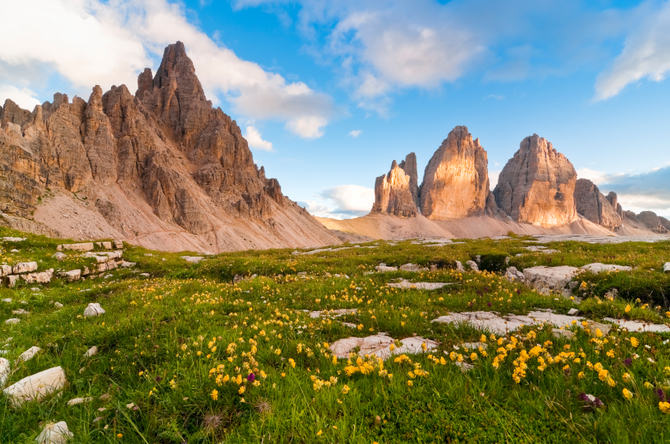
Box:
[3, 366, 67, 407]
[0, 357, 9, 387]
[59, 243, 94, 252]
[455, 261, 465, 272]
[2, 237, 25, 242]
[552, 329, 576, 340]
[308, 309, 358, 319]
[567, 308, 579, 315]
[139, 273, 151, 278]
[54, 302, 63, 309]
[1, 264, 12, 277]
[114, 240, 123, 249]
[580, 263, 632, 274]
[31, 287, 40, 292]
[5, 318, 20, 325]
[182, 256, 204, 263]
[663, 262, 670, 273]
[17, 346, 42, 363]
[466, 260, 479, 272]
[399, 263, 428, 272]
[22, 269, 54, 284]
[83, 303, 105, 317]
[121, 261, 136, 268]
[504, 266, 525, 282]
[67, 396, 93, 406]
[102, 241, 113, 249]
[12, 309, 30, 315]
[387, 279, 453, 290]
[375, 263, 398, 272]
[36, 421, 73, 444]
[329, 335, 438, 360]
[431, 310, 584, 335]
[6, 275, 19, 288]
[2, 298, 12, 303]
[52, 252, 67, 261]
[523, 266, 579, 293]
[61, 270, 81, 282]
[13, 261, 38, 274]
[83, 346, 98, 358]
[603, 318, 670, 333]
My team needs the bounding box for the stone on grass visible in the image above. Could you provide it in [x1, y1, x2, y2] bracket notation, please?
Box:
[18, 346, 42, 363]
[83, 346, 98, 358]
[461, 342, 488, 350]
[22, 270, 54, 284]
[114, 240, 123, 249]
[552, 329, 576, 340]
[466, 260, 479, 272]
[12, 309, 30, 315]
[455, 261, 465, 272]
[329, 335, 438, 360]
[663, 262, 670, 273]
[2, 298, 12, 303]
[54, 302, 63, 309]
[58, 243, 94, 252]
[580, 263, 632, 274]
[603, 318, 670, 333]
[0, 357, 9, 387]
[504, 266, 525, 282]
[376, 263, 398, 272]
[139, 273, 151, 278]
[454, 361, 475, 373]
[399, 263, 428, 272]
[6, 275, 19, 288]
[67, 396, 94, 406]
[102, 241, 113, 249]
[83, 303, 105, 317]
[2, 237, 25, 242]
[121, 261, 136, 268]
[36, 421, 73, 444]
[5, 318, 20, 325]
[584, 320, 611, 336]
[308, 309, 357, 319]
[13, 262, 38, 274]
[61, 270, 81, 282]
[523, 266, 579, 294]
[431, 310, 585, 335]
[3, 366, 67, 407]
[52, 252, 67, 261]
[387, 279, 453, 290]
[182, 256, 204, 263]
[568, 308, 579, 315]
[1, 264, 12, 277]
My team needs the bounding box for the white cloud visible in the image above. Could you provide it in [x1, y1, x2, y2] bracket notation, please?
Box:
[299, 184, 374, 219]
[0, 0, 335, 138]
[0, 85, 41, 110]
[595, 1, 670, 100]
[348, 130, 361, 138]
[576, 167, 610, 185]
[488, 170, 500, 190]
[243, 125, 273, 151]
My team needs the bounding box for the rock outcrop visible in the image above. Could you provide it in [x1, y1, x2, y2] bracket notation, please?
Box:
[420, 126, 491, 219]
[494, 134, 577, 227]
[574, 179, 622, 231]
[371, 156, 419, 217]
[0, 42, 338, 253]
[636, 211, 669, 234]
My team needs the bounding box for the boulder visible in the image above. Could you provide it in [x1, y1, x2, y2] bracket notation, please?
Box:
[420, 126, 491, 219]
[13, 261, 38, 274]
[466, 260, 479, 272]
[102, 241, 112, 249]
[399, 263, 428, 272]
[455, 261, 465, 272]
[5, 318, 20, 325]
[83, 346, 98, 358]
[494, 134, 577, 227]
[21, 269, 54, 284]
[52, 252, 67, 261]
[114, 240, 123, 249]
[1, 264, 12, 277]
[17, 346, 42, 363]
[574, 179, 622, 231]
[83, 303, 105, 317]
[58, 243, 94, 252]
[329, 335, 438, 360]
[664, 262, 670, 273]
[580, 263, 632, 274]
[3, 366, 67, 407]
[375, 263, 398, 272]
[61, 270, 81, 282]
[0, 357, 9, 387]
[36, 421, 73, 444]
[523, 266, 579, 293]
[504, 266, 525, 282]
[371, 155, 419, 217]
[6, 275, 18, 288]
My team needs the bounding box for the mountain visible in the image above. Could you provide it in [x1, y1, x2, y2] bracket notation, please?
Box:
[494, 134, 577, 227]
[371, 155, 419, 217]
[0, 42, 338, 253]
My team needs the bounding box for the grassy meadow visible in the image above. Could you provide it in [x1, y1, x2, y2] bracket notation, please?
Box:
[1, 227, 670, 443]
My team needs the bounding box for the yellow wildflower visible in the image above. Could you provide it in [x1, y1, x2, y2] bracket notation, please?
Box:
[210, 389, 218, 401]
[622, 388, 633, 400]
[660, 402, 670, 414]
[630, 337, 639, 348]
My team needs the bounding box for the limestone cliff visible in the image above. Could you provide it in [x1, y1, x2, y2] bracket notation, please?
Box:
[0, 42, 338, 253]
[420, 126, 491, 219]
[371, 155, 419, 217]
[494, 134, 577, 227]
[574, 179, 622, 231]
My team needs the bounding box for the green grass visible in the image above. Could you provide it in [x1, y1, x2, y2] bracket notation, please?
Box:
[1, 227, 670, 443]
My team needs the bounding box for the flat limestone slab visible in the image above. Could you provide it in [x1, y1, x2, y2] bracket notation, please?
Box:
[523, 266, 579, 292]
[3, 366, 67, 407]
[580, 263, 632, 273]
[603, 318, 670, 333]
[329, 335, 438, 360]
[387, 279, 453, 290]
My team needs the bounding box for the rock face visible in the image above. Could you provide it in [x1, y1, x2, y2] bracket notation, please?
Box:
[574, 179, 622, 231]
[420, 126, 491, 219]
[494, 134, 577, 227]
[0, 42, 337, 253]
[371, 156, 419, 217]
[636, 211, 669, 234]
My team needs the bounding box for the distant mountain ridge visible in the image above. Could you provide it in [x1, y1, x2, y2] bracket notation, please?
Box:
[0, 42, 338, 253]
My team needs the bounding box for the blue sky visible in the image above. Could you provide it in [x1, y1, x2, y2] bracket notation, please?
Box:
[2, 0, 670, 218]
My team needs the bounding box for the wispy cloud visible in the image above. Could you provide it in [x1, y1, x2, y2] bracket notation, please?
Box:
[348, 130, 361, 137]
[298, 184, 374, 219]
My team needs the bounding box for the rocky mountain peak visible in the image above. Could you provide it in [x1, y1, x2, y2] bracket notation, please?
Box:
[574, 178, 622, 231]
[371, 156, 419, 217]
[420, 125, 490, 219]
[494, 134, 577, 227]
